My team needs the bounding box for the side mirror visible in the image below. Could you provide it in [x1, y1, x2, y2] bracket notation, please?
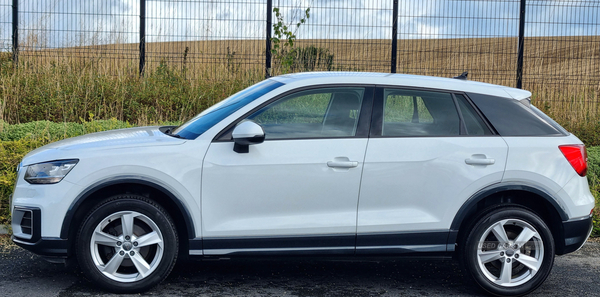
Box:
[232, 120, 265, 153]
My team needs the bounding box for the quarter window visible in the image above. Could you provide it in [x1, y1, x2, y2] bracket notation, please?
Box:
[455, 94, 492, 135]
[248, 87, 365, 139]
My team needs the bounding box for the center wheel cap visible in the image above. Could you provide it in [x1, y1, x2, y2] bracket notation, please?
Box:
[122, 242, 133, 251]
[505, 249, 515, 257]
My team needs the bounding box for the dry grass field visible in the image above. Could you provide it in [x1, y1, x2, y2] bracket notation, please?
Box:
[7, 36, 600, 126]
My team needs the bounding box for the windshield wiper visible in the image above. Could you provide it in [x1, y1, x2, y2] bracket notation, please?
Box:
[163, 126, 183, 138]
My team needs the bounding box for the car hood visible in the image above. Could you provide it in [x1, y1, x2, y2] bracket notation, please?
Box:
[22, 126, 186, 165]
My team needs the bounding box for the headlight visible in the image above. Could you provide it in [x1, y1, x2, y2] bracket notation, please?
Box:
[24, 159, 79, 184]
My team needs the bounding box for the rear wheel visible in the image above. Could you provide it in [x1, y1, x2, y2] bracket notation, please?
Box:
[76, 195, 178, 293]
[461, 207, 555, 296]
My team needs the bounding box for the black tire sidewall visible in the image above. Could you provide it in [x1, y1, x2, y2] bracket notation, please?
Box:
[76, 195, 178, 293]
[463, 207, 555, 297]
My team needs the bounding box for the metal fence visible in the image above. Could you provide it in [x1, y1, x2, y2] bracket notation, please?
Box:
[1, 0, 599, 88]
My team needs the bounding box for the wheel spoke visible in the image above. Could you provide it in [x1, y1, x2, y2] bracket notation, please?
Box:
[499, 261, 513, 284]
[135, 231, 163, 248]
[101, 254, 125, 275]
[478, 250, 503, 264]
[514, 226, 538, 246]
[491, 221, 510, 244]
[130, 253, 151, 278]
[93, 230, 120, 246]
[121, 213, 135, 236]
[516, 254, 542, 272]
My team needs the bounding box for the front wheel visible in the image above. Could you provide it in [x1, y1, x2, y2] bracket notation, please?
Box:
[461, 207, 555, 296]
[76, 195, 178, 293]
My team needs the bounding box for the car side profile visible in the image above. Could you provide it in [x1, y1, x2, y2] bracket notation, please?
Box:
[11, 72, 594, 296]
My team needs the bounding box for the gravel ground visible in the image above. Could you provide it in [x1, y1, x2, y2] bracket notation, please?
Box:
[0, 240, 598, 297]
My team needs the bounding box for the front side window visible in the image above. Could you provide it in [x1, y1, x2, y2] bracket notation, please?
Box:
[382, 89, 460, 137]
[173, 79, 285, 139]
[247, 87, 365, 139]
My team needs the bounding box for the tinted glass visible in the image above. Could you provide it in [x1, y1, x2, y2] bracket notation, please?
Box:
[248, 87, 365, 139]
[455, 94, 492, 135]
[173, 80, 284, 139]
[382, 89, 460, 136]
[467, 93, 565, 136]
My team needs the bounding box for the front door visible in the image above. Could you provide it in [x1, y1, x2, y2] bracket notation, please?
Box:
[201, 86, 373, 255]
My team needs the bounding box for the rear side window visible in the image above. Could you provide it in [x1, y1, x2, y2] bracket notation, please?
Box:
[382, 89, 460, 136]
[467, 93, 566, 136]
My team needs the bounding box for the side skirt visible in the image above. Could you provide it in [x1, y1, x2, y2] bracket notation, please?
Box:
[189, 231, 452, 258]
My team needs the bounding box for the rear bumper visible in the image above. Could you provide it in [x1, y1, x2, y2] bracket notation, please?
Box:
[557, 215, 593, 255]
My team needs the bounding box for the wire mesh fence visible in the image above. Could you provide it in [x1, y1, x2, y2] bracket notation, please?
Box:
[1, 0, 599, 88]
[523, 0, 600, 88]
[13, 0, 139, 74]
[396, 0, 521, 87]
[0, 1, 11, 52]
[278, 0, 392, 74]
[145, 0, 266, 79]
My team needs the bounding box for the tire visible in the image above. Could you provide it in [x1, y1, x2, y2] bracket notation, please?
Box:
[76, 194, 178, 293]
[461, 207, 555, 296]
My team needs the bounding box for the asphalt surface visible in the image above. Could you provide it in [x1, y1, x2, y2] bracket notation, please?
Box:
[0, 241, 598, 297]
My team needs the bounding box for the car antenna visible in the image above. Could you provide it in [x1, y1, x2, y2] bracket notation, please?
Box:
[453, 71, 468, 80]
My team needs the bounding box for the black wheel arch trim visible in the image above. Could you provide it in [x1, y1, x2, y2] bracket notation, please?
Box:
[59, 176, 196, 240]
[450, 182, 569, 233]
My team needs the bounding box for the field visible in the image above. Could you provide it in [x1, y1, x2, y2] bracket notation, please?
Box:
[6, 36, 600, 125]
[0, 36, 599, 234]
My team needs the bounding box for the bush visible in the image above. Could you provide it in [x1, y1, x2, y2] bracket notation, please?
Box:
[586, 146, 600, 236]
[0, 119, 155, 224]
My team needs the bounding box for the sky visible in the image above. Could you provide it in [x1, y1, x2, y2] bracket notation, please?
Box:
[0, 0, 598, 49]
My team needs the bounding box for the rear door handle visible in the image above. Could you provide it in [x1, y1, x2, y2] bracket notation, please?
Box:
[327, 157, 359, 168]
[465, 155, 495, 166]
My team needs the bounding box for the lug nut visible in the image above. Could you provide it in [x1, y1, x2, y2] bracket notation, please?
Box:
[500, 252, 504, 256]
[119, 251, 125, 256]
[506, 258, 511, 263]
[116, 241, 122, 246]
[133, 241, 138, 247]
[130, 251, 135, 256]
[125, 235, 130, 241]
[515, 254, 519, 259]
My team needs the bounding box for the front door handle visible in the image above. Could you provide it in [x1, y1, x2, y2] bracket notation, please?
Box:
[327, 157, 359, 168]
[465, 154, 495, 166]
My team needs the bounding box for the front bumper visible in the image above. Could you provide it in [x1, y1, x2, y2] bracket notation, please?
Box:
[11, 206, 70, 258]
[12, 236, 70, 258]
[556, 214, 593, 255]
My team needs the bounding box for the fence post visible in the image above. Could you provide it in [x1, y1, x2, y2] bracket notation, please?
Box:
[391, 0, 398, 73]
[139, 0, 146, 76]
[12, 0, 18, 65]
[265, 0, 272, 78]
[516, 0, 526, 89]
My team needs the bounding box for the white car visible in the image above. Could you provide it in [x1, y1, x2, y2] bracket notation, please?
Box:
[11, 72, 594, 296]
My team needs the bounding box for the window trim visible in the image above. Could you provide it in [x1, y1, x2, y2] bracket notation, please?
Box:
[212, 84, 376, 142]
[457, 93, 498, 135]
[370, 86, 499, 138]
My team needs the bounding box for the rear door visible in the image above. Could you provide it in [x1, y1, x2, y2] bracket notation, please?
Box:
[356, 88, 508, 254]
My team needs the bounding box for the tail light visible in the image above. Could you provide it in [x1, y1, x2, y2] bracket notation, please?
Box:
[559, 144, 587, 177]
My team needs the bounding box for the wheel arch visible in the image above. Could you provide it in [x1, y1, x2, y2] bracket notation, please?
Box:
[449, 183, 569, 254]
[61, 177, 196, 255]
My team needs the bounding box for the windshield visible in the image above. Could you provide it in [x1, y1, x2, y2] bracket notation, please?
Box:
[172, 79, 285, 139]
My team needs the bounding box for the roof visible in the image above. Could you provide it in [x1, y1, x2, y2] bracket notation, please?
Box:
[271, 72, 531, 100]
